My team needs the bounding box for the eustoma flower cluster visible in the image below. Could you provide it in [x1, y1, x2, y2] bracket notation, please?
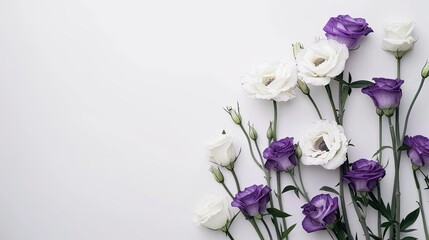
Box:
[196, 14, 429, 240]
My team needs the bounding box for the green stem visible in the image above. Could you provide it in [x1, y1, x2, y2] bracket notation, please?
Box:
[307, 94, 323, 119]
[377, 115, 383, 238]
[261, 218, 273, 240]
[239, 124, 262, 169]
[231, 169, 241, 192]
[326, 228, 336, 240]
[250, 218, 265, 240]
[388, 116, 401, 240]
[350, 191, 370, 240]
[226, 230, 235, 240]
[325, 85, 339, 123]
[413, 170, 429, 240]
[276, 172, 288, 239]
[221, 182, 234, 199]
[339, 167, 353, 240]
[297, 161, 310, 202]
[272, 100, 278, 141]
[402, 78, 426, 141]
[397, 56, 401, 79]
[289, 171, 310, 202]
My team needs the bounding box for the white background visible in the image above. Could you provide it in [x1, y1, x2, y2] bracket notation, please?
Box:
[1, 0, 429, 239]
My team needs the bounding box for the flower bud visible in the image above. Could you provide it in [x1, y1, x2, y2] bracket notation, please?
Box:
[292, 42, 303, 59]
[210, 166, 224, 183]
[224, 106, 241, 125]
[266, 122, 274, 141]
[297, 79, 310, 95]
[295, 144, 302, 159]
[422, 60, 429, 79]
[248, 124, 258, 140]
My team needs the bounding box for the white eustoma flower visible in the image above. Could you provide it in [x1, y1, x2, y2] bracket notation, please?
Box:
[382, 21, 415, 53]
[242, 61, 298, 102]
[193, 195, 232, 230]
[297, 39, 349, 86]
[299, 120, 348, 170]
[207, 133, 236, 167]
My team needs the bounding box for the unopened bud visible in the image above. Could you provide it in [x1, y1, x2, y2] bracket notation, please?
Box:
[292, 42, 303, 59]
[249, 124, 258, 140]
[422, 60, 429, 79]
[295, 144, 302, 159]
[297, 79, 310, 95]
[224, 106, 241, 125]
[209, 166, 224, 183]
[266, 122, 274, 141]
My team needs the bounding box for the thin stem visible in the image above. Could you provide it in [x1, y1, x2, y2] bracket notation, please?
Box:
[397, 56, 401, 79]
[239, 124, 262, 169]
[307, 94, 323, 119]
[339, 167, 353, 240]
[289, 171, 310, 202]
[326, 228, 336, 240]
[388, 116, 401, 240]
[276, 172, 288, 239]
[221, 182, 234, 199]
[272, 100, 278, 141]
[414, 170, 429, 240]
[338, 76, 344, 125]
[250, 219, 265, 240]
[402, 78, 426, 141]
[231, 169, 241, 192]
[261, 218, 273, 240]
[254, 141, 266, 168]
[377, 115, 383, 238]
[325, 85, 339, 123]
[226, 230, 235, 240]
[297, 161, 310, 202]
[350, 191, 370, 240]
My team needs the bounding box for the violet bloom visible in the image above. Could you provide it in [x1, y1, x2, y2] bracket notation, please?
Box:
[361, 77, 404, 115]
[263, 137, 297, 172]
[404, 135, 429, 166]
[343, 159, 386, 192]
[323, 15, 373, 49]
[231, 184, 271, 218]
[301, 194, 338, 233]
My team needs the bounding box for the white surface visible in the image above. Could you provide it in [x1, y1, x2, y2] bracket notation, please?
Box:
[1, 0, 429, 239]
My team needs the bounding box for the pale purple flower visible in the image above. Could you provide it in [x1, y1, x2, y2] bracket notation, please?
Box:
[263, 137, 297, 172]
[404, 135, 429, 166]
[323, 15, 373, 49]
[361, 77, 404, 111]
[301, 194, 338, 233]
[343, 159, 385, 192]
[231, 185, 271, 218]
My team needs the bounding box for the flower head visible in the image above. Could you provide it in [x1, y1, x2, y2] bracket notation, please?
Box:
[207, 133, 237, 167]
[404, 135, 429, 166]
[242, 61, 298, 102]
[382, 21, 415, 57]
[361, 77, 404, 116]
[297, 39, 349, 86]
[299, 120, 348, 170]
[263, 137, 297, 172]
[343, 159, 385, 192]
[231, 184, 271, 218]
[323, 14, 373, 49]
[301, 194, 338, 233]
[194, 195, 232, 230]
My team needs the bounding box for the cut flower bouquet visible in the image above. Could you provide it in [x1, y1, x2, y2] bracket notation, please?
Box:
[194, 14, 429, 240]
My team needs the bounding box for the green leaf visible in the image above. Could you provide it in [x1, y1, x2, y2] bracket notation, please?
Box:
[319, 186, 340, 196]
[267, 208, 291, 218]
[282, 185, 299, 198]
[281, 223, 296, 239]
[401, 237, 417, 240]
[348, 80, 374, 88]
[372, 145, 393, 157]
[400, 207, 420, 231]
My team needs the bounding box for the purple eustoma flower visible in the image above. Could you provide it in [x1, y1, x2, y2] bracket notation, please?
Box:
[301, 194, 338, 233]
[263, 137, 297, 172]
[343, 159, 386, 192]
[323, 15, 373, 49]
[231, 184, 271, 218]
[361, 77, 404, 115]
[404, 135, 429, 166]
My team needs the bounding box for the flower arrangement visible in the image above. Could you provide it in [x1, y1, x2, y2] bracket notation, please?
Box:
[194, 14, 429, 240]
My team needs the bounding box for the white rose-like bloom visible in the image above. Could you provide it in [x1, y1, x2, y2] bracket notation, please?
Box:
[193, 195, 232, 230]
[299, 120, 348, 170]
[382, 21, 415, 53]
[207, 134, 236, 167]
[242, 61, 298, 102]
[297, 39, 349, 86]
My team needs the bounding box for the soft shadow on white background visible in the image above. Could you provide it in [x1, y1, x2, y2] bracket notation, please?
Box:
[0, 0, 429, 239]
